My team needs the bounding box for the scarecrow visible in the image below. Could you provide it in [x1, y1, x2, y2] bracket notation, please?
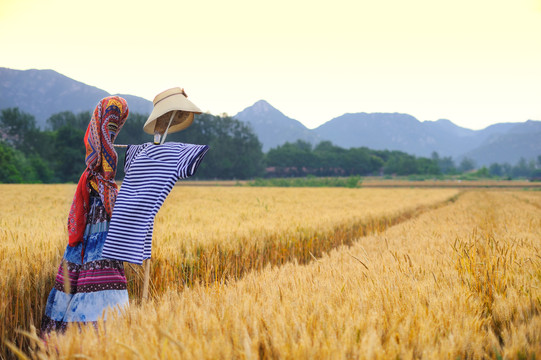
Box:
[41, 89, 208, 335]
[102, 87, 209, 300]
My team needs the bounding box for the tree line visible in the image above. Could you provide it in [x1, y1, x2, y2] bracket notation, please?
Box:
[0, 108, 264, 183]
[265, 140, 440, 177]
[1, 107, 540, 183]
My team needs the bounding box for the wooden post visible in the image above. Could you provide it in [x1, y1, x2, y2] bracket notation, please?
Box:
[141, 110, 177, 302]
[142, 259, 151, 301]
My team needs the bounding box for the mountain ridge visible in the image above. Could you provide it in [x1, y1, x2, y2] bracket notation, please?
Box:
[1, 67, 539, 166]
[234, 100, 321, 151]
[0, 67, 153, 128]
[235, 101, 540, 165]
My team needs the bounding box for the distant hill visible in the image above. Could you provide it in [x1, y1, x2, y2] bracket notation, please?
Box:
[2, 67, 539, 166]
[236, 102, 540, 166]
[462, 121, 541, 165]
[312, 113, 482, 158]
[234, 100, 321, 151]
[0, 67, 152, 128]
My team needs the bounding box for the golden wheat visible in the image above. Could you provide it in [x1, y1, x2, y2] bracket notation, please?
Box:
[510, 190, 541, 210]
[0, 184, 457, 357]
[26, 190, 540, 359]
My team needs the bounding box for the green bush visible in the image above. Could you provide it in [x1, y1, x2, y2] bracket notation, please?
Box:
[248, 175, 362, 188]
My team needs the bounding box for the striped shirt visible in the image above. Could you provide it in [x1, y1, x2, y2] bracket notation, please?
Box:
[101, 142, 209, 264]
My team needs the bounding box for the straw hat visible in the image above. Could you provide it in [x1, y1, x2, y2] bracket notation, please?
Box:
[143, 87, 202, 135]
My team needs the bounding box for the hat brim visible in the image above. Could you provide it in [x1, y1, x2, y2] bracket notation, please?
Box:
[143, 92, 202, 135]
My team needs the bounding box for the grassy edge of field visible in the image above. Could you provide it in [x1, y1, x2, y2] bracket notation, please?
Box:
[177, 177, 541, 189]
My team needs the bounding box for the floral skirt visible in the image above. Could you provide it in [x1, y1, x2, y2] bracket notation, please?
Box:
[41, 196, 129, 334]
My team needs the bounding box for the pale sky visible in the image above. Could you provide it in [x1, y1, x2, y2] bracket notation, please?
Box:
[1, 0, 540, 130]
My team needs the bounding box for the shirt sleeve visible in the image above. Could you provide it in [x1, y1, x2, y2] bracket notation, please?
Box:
[176, 144, 210, 179]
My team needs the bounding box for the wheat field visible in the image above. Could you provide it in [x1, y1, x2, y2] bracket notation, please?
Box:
[1, 185, 540, 358]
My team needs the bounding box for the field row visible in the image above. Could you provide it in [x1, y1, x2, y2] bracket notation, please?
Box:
[19, 190, 540, 359]
[0, 185, 458, 357]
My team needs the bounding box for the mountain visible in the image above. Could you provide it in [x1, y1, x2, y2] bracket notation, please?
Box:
[2, 67, 539, 166]
[312, 113, 483, 158]
[422, 118, 475, 138]
[234, 100, 321, 151]
[0, 67, 153, 128]
[236, 102, 540, 166]
[476, 122, 519, 141]
[462, 121, 541, 165]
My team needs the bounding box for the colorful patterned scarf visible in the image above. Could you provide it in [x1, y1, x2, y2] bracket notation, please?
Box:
[68, 96, 129, 247]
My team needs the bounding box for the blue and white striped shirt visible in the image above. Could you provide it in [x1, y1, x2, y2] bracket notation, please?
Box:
[101, 142, 209, 265]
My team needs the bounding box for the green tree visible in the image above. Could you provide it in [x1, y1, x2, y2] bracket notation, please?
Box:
[416, 157, 440, 175]
[173, 114, 264, 179]
[266, 140, 317, 176]
[0, 141, 44, 183]
[51, 124, 86, 182]
[0, 108, 57, 182]
[115, 112, 148, 145]
[511, 157, 533, 178]
[488, 163, 503, 177]
[0, 108, 39, 153]
[474, 166, 490, 178]
[0, 141, 23, 183]
[439, 156, 456, 174]
[114, 112, 149, 178]
[384, 152, 418, 175]
[343, 147, 376, 175]
[458, 157, 476, 173]
[313, 141, 346, 175]
[432, 152, 456, 174]
[502, 163, 513, 178]
[47, 111, 89, 131]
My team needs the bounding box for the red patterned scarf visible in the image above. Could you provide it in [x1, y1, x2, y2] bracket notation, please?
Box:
[68, 96, 129, 247]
